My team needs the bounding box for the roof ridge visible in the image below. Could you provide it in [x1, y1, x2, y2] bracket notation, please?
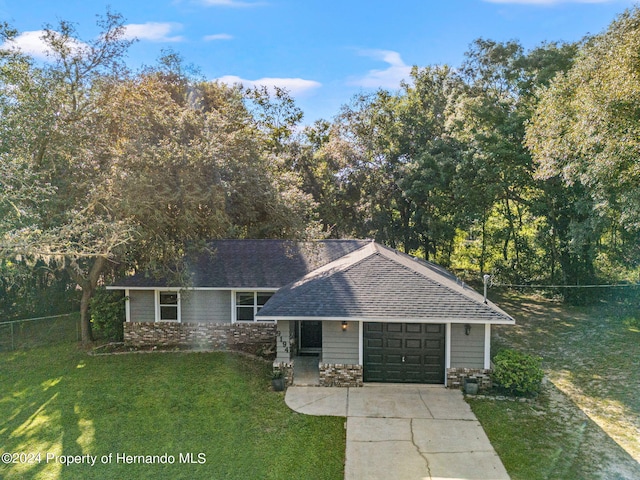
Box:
[285, 241, 377, 289]
[374, 244, 514, 322]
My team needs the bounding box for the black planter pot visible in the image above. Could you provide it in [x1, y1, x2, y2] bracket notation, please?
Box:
[272, 377, 285, 391]
[464, 377, 479, 395]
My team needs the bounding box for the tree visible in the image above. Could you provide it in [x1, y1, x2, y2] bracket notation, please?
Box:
[0, 13, 317, 343]
[527, 7, 640, 285]
[449, 38, 579, 283]
[323, 66, 464, 258]
[0, 11, 135, 341]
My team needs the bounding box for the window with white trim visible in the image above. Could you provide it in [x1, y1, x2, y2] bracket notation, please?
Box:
[235, 291, 274, 322]
[157, 291, 180, 322]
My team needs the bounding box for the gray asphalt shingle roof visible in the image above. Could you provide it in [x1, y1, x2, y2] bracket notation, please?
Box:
[257, 243, 514, 324]
[112, 238, 513, 324]
[112, 239, 370, 288]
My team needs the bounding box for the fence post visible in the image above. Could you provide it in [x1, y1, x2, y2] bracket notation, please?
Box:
[11, 321, 14, 351]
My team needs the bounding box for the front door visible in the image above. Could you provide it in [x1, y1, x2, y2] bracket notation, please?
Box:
[299, 321, 322, 354]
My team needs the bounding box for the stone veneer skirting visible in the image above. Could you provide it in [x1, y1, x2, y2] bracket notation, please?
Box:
[124, 322, 276, 354]
[446, 367, 492, 391]
[319, 363, 363, 387]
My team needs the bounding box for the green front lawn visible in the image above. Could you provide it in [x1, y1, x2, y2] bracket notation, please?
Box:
[0, 345, 345, 480]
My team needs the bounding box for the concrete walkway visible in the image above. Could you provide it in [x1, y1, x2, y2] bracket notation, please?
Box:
[285, 384, 510, 480]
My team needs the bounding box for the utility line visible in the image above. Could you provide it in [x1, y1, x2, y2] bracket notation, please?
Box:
[490, 283, 640, 289]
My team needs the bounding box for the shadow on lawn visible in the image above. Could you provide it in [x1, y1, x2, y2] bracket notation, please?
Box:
[490, 290, 640, 467]
[1, 346, 345, 480]
[0, 346, 85, 479]
[1, 346, 224, 479]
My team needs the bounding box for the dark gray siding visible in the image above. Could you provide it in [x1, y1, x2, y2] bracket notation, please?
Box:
[128, 289, 232, 323]
[129, 290, 155, 322]
[181, 290, 231, 323]
[450, 323, 485, 368]
[321, 320, 359, 364]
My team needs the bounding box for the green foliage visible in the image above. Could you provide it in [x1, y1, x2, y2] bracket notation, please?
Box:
[492, 349, 544, 396]
[90, 289, 125, 342]
[527, 6, 640, 289]
[0, 259, 78, 321]
[0, 11, 318, 342]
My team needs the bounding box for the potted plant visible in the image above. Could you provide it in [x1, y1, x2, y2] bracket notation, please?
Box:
[464, 377, 479, 395]
[271, 369, 286, 391]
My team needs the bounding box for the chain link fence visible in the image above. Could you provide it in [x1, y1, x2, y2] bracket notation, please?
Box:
[0, 313, 80, 351]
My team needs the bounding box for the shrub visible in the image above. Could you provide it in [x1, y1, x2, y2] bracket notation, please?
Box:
[492, 349, 544, 396]
[90, 289, 126, 341]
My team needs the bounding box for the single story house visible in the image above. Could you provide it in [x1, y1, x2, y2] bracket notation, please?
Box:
[108, 239, 514, 388]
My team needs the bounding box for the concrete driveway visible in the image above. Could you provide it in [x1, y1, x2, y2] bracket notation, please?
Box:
[285, 384, 510, 480]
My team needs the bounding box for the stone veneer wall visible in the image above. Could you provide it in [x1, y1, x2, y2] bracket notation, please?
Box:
[446, 367, 492, 391]
[319, 363, 363, 387]
[124, 322, 276, 354]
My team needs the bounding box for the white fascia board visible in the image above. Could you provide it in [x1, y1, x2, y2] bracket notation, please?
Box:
[358, 321, 363, 365]
[230, 288, 279, 292]
[125, 288, 131, 323]
[255, 315, 514, 325]
[484, 324, 492, 369]
[107, 286, 279, 291]
[108, 286, 183, 291]
[445, 323, 451, 370]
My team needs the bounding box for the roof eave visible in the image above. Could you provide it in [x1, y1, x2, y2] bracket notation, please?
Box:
[255, 315, 515, 325]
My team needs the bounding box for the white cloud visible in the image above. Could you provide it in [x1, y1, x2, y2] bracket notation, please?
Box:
[484, 0, 615, 4]
[203, 33, 234, 41]
[0, 30, 87, 60]
[349, 49, 412, 89]
[123, 23, 185, 42]
[216, 75, 322, 96]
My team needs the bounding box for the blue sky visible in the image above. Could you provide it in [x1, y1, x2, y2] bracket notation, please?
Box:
[1, 0, 636, 123]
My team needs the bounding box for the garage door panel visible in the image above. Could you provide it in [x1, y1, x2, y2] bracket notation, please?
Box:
[387, 338, 402, 348]
[424, 354, 442, 365]
[387, 354, 403, 364]
[387, 324, 403, 333]
[366, 353, 383, 364]
[404, 355, 422, 365]
[368, 323, 383, 333]
[363, 322, 445, 384]
[406, 324, 422, 333]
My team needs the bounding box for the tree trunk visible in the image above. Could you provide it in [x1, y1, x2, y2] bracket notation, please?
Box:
[480, 208, 487, 274]
[67, 256, 108, 345]
[79, 286, 94, 344]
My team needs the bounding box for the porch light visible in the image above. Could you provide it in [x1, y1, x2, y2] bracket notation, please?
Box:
[342, 321, 348, 331]
[465, 324, 471, 336]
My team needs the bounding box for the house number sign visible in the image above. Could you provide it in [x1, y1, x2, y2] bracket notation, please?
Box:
[275, 330, 294, 353]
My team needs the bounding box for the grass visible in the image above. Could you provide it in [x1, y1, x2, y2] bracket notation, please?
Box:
[0, 344, 345, 480]
[0, 314, 80, 352]
[468, 290, 640, 480]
